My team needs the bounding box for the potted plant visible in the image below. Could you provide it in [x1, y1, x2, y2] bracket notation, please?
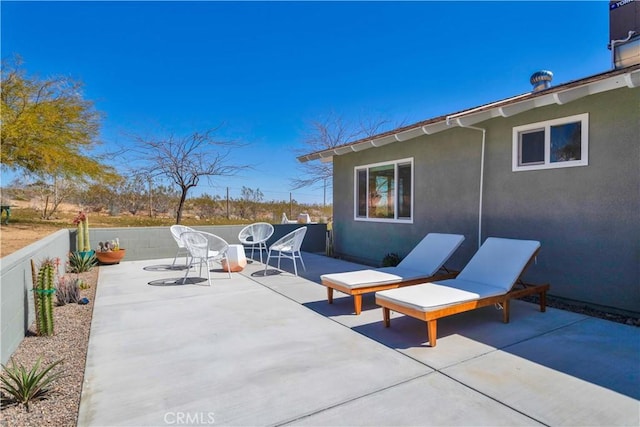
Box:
[95, 238, 126, 265]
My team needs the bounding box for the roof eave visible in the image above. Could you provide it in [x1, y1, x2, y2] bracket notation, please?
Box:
[297, 66, 640, 163]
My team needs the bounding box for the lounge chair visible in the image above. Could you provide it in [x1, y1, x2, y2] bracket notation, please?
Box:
[375, 237, 550, 347]
[320, 233, 465, 315]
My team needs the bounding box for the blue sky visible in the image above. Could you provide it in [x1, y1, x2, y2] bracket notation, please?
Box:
[2, 1, 611, 204]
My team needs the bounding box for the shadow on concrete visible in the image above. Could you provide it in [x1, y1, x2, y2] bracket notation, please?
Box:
[148, 277, 207, 286]
[251, 269, 282, 277]
[143, 264, 189, 272]
[348, 305, 640, 400]
[303, 293, 379, 316]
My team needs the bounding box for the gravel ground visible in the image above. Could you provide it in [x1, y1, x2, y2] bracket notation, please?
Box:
[523, 294, 640, 327]
[0, 267, 637, 426]
[0, 268, 98, 427]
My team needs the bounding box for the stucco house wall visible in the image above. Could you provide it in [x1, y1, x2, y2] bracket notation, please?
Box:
[481, 86, 639, 313]
[331, 85, 639, 314]
[332, 128, 483, 271]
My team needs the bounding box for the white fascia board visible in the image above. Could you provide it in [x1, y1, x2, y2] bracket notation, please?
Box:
[625, 69, 640, 87]
[394, 127, 425, 141]
[351, 141, 373, 152]
[455, 109, 501, 127]
[498, 100, 535, 117]
[369, 135, 397, 148]
[298, 153, 318, 163]
[553, 86, 591, 104]
[335, 146, 355, 156]
[421, 121, 450, 134]
[533, 95, 557, 108]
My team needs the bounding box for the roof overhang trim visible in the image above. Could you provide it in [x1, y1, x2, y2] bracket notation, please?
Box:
[297, 67, 640, 163]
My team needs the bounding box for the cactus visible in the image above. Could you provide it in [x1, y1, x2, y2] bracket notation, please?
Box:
[73, 211, 90, 252]
[33, 258, 56, 336]
[77, 220, 85, 253]
[83, 213, 90, 252]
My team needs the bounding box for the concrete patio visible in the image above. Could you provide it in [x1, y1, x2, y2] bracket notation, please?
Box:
[78, 253, 639, 426]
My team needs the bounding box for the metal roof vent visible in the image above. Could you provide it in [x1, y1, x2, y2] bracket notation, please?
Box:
[530, 70, 553, 92]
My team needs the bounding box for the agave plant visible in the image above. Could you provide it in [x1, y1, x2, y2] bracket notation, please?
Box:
[0, 357, 64, 412]
[67, 251, 97, 273]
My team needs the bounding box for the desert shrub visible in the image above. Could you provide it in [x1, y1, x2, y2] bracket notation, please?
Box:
[56, 276, 81, 305]
[0, 357, 64, 412]
[382, 252, 401, 267]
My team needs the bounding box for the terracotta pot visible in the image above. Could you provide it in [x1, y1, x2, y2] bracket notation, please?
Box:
[95, 249, 126, 265]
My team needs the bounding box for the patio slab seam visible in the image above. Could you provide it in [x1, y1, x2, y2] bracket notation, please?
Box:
[272, 371, 437, 426]
[435, 367, 550, 426]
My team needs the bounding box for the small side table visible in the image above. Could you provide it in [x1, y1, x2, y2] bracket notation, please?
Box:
[1, 205, 10, 225]
[222, 244, 247, 272]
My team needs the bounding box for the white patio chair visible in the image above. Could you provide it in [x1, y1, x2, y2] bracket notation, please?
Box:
[238, 222, 274, 264]
[181, 231, 231, 285]
[264, 227, 308, 276]
[281, 213, 297, 224]
[170, 224, 195, 266]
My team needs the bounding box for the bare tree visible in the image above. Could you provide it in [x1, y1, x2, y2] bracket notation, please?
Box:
[120, 175, 148, 215]
[130, 129, 247, 224]
[291, 111, 400, 202]
[17, 174, 81, 219]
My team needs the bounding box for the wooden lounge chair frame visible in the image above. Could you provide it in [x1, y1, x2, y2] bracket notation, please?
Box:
[376, 244, 550, 347]
[323, 267, 459, 315]
[321, 233, 465, 315]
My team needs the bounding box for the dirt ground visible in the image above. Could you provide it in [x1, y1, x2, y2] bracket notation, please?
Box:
[0, 223, 64, 258]
[0, 200, 82, 258]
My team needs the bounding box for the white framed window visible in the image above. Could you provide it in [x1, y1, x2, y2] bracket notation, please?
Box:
[354, 158, 413, 223]
[512, 113, 589, 171]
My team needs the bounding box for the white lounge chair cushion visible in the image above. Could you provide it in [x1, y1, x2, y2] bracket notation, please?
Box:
[321, 233, 464, 290]
[376, 278, 505, 312]
[456, 238, 540, 292]
[321, 267, 428, 290]
[398, 233, 465, 273]
[376, 237, 541, 312]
